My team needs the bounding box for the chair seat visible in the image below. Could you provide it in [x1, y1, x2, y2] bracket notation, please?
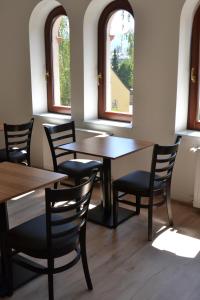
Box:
[113, 170, 163, 196]
[58, 159, 102, 178]
[8, 215, 79, 259]
[0, 148, 26, 163]
[9, 150, 27, 163]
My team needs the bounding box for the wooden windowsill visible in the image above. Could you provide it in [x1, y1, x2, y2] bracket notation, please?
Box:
[85, 119, 133, 129]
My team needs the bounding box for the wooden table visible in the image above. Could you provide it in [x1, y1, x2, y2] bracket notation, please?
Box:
[59, 136, 153, 228]
[0, 162, 66, 296]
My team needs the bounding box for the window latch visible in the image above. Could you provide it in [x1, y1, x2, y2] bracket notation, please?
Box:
[45, 72, 50, 81]
[191, 67, 196, 83]
[97, 73, 102, 86]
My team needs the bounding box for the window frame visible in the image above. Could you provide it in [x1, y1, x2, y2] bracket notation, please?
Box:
[98, 0, 134, 123]
[187, 6, 200, 130]
[45, 6, 71, 115]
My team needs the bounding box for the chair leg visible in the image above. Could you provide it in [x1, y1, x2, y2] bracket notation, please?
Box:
[80, 227, 93, 290]
[113, 188, 119, 228]
[54, 182, 58, 189]
[74, 178, 81, 212]
[165, 185, 173, 227]
[135, 195, 141, 215]
[51, 183, 58, 207]
[99, 168, 104, 207]
[148, 197, 153, 241]
[47, 258, 54, 300]
[5, 248, 13, 296]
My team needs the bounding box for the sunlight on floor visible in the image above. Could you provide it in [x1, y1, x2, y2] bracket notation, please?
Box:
[152, 227, 200, 258]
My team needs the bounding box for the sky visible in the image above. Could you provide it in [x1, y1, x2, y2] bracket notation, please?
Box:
[109, 10, 134, 57]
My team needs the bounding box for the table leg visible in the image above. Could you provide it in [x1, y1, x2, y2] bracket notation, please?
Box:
[0, 203, 43, 296]
[102, 158, 111, 215]
[88, 158, 114, 227]
[0, 203, 11, 296]
[88, 157, 137, 228]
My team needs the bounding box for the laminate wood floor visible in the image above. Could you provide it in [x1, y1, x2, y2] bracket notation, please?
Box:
[4, 184, 200, 300]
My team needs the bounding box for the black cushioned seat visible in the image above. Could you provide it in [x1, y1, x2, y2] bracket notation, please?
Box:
[58, 159, 102, 178]
[0, 149, 27, 163]
[113, 171, 163, 196]
[8, 215, 79, 259]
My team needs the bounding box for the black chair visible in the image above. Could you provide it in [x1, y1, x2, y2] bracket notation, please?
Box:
[0, 118, 34, 166]
[44, 121, 103, 185]
[112, 136, 181, 241]
[7, 174, 96, 300]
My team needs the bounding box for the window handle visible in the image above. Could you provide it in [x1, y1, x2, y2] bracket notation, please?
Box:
[191, 67, 196, 83]
[45, 71, 50, 81]
[97, 73, 102, 86]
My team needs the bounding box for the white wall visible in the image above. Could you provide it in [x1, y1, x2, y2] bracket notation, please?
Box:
[0, 0, 199, 204]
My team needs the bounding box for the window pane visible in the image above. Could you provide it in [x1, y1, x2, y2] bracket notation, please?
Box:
[106, 10, 134, 114]
[52, 16, 71, 107]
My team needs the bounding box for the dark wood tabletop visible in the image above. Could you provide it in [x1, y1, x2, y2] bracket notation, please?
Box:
[59, 135, 153, 159]
[0, 162, 66, 203]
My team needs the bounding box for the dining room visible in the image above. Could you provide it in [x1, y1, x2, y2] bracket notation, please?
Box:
[0, 0, 200, 299]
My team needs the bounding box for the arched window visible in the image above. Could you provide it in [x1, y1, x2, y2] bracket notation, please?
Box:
[188, 6, 200, 130]
[45, 6, 71, 114]
[98, 0, 134, 122]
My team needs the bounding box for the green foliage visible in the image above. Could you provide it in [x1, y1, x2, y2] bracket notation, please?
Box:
[118, 59, 133, 89]
[58, 17, 71, 106]
[111, 31, 134, 90]
[127, 31, 134, 59]
[112, 49, 119, 73]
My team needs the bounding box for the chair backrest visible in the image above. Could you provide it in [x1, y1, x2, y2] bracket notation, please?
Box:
[45, 174, 96, 253]
[4, 118, 34, 165]
[149, 138, 181, 194]
[44, 121, 76, 172]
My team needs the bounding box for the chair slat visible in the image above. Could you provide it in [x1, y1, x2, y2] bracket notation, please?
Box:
[8, 138, 29, 146]
[51, 196, 88, 214]
[155, 161, 174, 173]
[51, 225, 80, 239]
[154, 173, 171, 182]
[51, 134, 74, 143]
[156, 153, 176, 163]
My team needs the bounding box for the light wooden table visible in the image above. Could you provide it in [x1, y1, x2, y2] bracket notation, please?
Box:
[59, 135, 153, 228]
[0, 162, 66, 296]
